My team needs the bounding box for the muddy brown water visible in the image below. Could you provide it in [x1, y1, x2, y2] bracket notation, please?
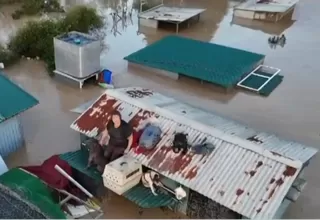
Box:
[1, 0, 320, 218]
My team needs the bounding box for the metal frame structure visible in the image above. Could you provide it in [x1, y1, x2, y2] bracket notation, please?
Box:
[139, 0, 164, 13]
[237, 65, 281, 92]
[53, 69, 99, 89]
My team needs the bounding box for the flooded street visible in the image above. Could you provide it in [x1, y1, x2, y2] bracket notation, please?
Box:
[1, 0, 320, 218]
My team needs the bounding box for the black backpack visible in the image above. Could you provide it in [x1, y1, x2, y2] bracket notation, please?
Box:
[172, 133, 188, 154]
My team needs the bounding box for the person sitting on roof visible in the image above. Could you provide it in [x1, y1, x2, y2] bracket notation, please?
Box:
[99, 110, 133, 163]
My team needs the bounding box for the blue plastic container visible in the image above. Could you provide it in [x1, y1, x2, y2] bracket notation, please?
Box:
[102, 69, 112, 84]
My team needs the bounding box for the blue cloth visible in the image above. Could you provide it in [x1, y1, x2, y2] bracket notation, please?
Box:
[139, 124, 162, 150]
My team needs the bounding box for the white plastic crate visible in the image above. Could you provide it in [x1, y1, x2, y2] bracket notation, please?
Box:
[102, 155, 142, 186]
[103, 175, 141, 195]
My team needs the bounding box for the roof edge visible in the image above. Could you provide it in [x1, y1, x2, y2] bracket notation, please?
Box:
[105, 89, 302, 169]
[0, 72, 39, 122]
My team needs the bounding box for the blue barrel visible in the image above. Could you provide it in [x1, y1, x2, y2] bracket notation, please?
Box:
[102, 69, 112, 84]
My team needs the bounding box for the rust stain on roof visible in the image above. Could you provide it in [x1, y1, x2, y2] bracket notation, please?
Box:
[75, 95, 120, 132]
[245, 160, 264, 178]
[71, 89, 305, 219]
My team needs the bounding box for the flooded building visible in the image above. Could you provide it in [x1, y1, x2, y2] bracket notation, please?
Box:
[138, 4, 206, 33]
[0, 72, 38, 157]
[233, 0, 298, 22]
[70, 87, 317, 219]
[124, 35, 283, 96]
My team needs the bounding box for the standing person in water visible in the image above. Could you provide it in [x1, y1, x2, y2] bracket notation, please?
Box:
[99, 110, 133, 163]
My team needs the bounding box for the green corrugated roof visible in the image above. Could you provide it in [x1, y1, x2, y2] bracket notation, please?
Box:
[124, 35, 265, 88]
[123, 184, 177, 209]
[0, 72, 39, 122]
[59, 149, 102, 180]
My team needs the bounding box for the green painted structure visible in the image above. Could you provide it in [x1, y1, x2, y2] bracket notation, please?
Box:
[60, 149, 177, 209]
[124, 35, 265, 88]
[239, 73, 284, 96]
[0, 72, 39, 122]
[0, 168, 66, 219]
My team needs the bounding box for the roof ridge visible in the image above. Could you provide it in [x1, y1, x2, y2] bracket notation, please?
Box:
[106, 89, 302, 169]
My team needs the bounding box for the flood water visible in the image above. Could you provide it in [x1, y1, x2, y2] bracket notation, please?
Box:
[1, 0, 320, 218]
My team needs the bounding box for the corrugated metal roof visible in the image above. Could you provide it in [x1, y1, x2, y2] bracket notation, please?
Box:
[106, 87, 318, 163]
[124, 35, 265, 88]
[0, 72, 39, 123]
[70, 87, 315, 219]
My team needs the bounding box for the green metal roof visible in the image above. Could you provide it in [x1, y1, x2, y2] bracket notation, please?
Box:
[0, 72, 39, 123]
[60, 149, 178, 209]
[59, 149, 102, 181]
[124, 35, 265, 88]
[123, 184, 177, 209]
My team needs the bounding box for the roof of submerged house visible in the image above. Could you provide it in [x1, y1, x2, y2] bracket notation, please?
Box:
[71, 87, 317, 219]
[0, 72, 39, 123]
[124, 35, 265, 88]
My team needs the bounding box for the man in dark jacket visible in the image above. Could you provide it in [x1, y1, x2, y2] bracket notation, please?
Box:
[99, 110, 133, 163]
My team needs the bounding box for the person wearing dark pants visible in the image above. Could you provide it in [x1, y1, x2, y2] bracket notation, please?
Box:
[99, 110, 133, 163]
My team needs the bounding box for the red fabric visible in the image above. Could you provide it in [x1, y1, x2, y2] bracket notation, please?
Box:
[131, 130, 143, 149]
[21, 155, 73, 190]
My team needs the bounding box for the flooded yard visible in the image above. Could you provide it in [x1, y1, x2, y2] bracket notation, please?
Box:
[1, 0, 320, 218]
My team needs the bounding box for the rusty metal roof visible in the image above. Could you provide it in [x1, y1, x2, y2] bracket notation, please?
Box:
[70, 87, 315, 219]
[85, 87, 317, 164]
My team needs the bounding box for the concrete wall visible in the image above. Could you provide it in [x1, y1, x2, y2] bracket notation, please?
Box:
[128, 62, 179, 80]
[0, 116, 24, 157]
[139, 18, 159, 29]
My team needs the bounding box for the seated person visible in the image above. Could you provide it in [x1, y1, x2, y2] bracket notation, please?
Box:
[99, 110, 133, 163]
